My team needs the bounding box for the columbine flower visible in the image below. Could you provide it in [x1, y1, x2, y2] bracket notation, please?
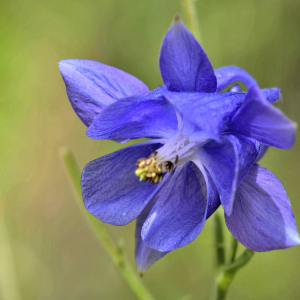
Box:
[59, 16, 299, 274]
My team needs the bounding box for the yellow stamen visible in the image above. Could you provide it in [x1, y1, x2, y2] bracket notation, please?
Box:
[135, 152, 175, 184]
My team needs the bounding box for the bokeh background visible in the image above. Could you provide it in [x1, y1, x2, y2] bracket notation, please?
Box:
[1, 0, 300, 299]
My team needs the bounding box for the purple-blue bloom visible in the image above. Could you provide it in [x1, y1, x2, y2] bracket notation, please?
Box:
[59, 16, 299, 274]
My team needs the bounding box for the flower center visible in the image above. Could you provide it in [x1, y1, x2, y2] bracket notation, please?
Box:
[135, 134, 196, 184]
[135, 152, 174, 184]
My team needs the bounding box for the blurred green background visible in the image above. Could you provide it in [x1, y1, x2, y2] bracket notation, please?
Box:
[1, 0, 300, 299]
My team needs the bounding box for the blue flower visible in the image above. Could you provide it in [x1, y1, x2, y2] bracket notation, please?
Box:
[59, 16, 299, 274]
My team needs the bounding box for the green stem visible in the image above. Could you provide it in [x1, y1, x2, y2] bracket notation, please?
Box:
[212, 271, 233, 300]
[211, 209, 225, 268]
[0, 198, 21, 300]
[59, 147, 155, 300]
[212, 249, 255, 300]
[228, 236, 238, 263]
[224, 248, 255, 274]
[210, 209, 255, 300]
[181, 0, 202, 44]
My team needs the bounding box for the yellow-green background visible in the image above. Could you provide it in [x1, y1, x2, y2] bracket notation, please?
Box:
[1, 0, 300, 299]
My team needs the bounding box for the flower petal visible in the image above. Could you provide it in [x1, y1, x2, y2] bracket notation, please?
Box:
[135, 166, 219, 273]
[162, 88, 245, 140]
[135, 191, 168, 275]
[87, 90, 178, 141]
[59, 59, 149, 126]
[228, 85, 296, 149]
[200, 134, 257, 216]
[203, 169, 221, 219]
[215, 66, 257, 92]
[225, 164, 300, 251]
[81, 142, 163, 225]
[159, 16, 216, 93]
[141, 162, 216, 252]
[250, 138, 269, 163]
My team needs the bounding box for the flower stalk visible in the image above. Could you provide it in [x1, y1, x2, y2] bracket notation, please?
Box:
[228, 235, 238, 263]
[211, 209, 225, 267]
[210, 209, 255, 300]
[0, 197, 21, 300]
[181, 0, 203, 44]
[59, 147, 155, 300]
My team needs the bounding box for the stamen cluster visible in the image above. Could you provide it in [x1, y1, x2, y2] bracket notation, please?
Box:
[135, 151, 174, 184]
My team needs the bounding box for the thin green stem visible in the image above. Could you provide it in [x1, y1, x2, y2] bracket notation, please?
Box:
[211, 209, 225, 268]
[228, 235, 238, 263]
[181, 0, 202, 44]
[0, 197, 21, 300]
[59, 147, 155, 300]
[210, 208, 255, 300]
[211, 247, 255, 300]
[224, 249, 255, 274]
[213, 248, 255, 300]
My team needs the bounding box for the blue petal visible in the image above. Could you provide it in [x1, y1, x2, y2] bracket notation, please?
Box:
[255, 144, 268, 162]
[225, 164, 300, 251]
[159, 17, 216, 93]
[250, 138, 269, 163]
[200, 134, 257, 216]
[81, 142, 163, 225]
[59, 59, 149, 126]
[191, 160, 221, 219]
[203, 168, 221, 219]
[162, 88, 245, 140]
[135, 191, 168, 275]
[87, 91, 178, 141]
[246, 88, 284, 161]
[228, 85, 296, 149]
[141, 162, 211, 252]
[135, 167, 219, 273]
[215, 66, 257, 92]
